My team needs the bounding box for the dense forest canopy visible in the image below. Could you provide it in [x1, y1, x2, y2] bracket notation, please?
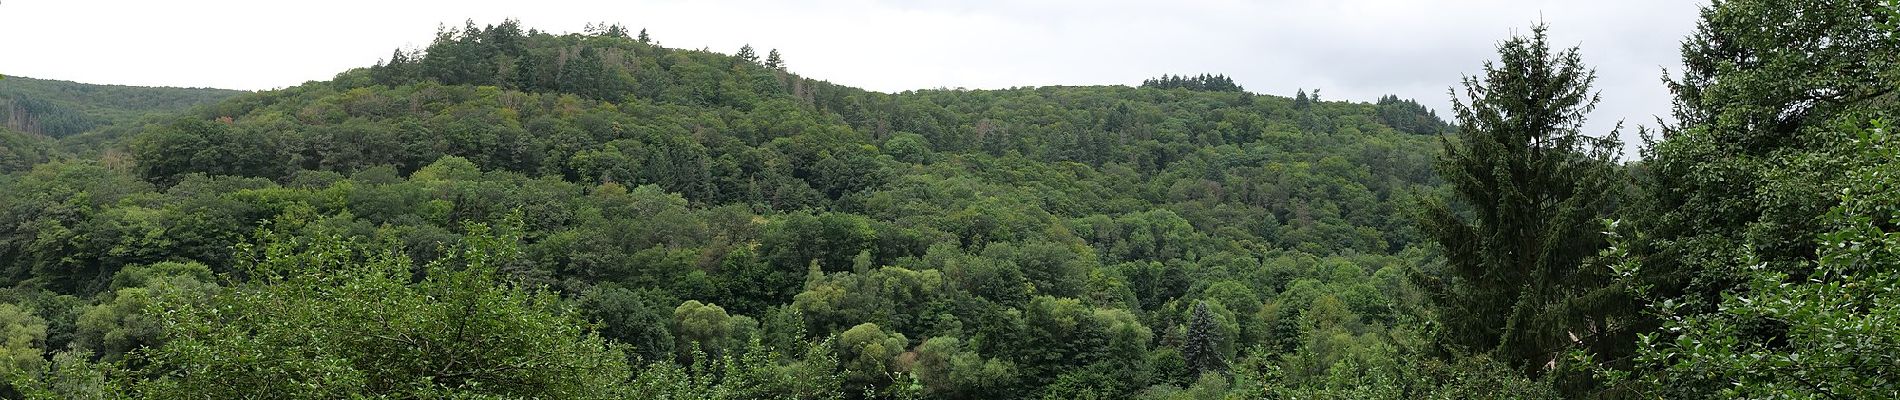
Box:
[0, 0, 1895, 398]
[0, 77, 243, 173]
[0, 76, 240, 138]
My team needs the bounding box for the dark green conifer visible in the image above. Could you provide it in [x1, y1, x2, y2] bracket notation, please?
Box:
[1181, 301, 1225, 377]
[735, 44, 758, 64]
[765, 49, 784, 70]
[1414, 24, 1624, 375]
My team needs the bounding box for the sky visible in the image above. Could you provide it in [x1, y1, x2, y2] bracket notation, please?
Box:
[0, 0, 1704, 154]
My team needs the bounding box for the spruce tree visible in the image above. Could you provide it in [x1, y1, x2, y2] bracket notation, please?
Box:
[512, 50, 545, 91]
[735, 44, 758, 64]
[559, 46, 608, 99]
[372, 49, 419, 86]
[1414, 24, 1624, 375]
[765, 49, 784, 70]
[1181, 301, 1225, 377]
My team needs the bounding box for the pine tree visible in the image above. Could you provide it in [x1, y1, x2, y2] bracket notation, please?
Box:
[735, 44, 758, 64]
[1181, 301, 1225, 377]
[1414, 24, 1624, 375]
[372, 49, 419, 86]
[765, 49, 784, 70]
[1293, 89, 1311, 108]
[486, 19, 525, 57]
[512, 50, 546, 91]
[637, 28, 651, 44]
[559, 46, 608, 99]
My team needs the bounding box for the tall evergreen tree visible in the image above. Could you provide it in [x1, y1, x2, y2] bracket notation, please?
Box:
[512, 49, 546, 91]
[637, 28, 651, 44]
[559, 46, 608, 100]
[1414, 25, 1625, 375]
[371, 49, 420, 86]
[1181, 301, 1225, 377]
[735, 44, 758, 64]
[765, 49, 784, 70]
[486, 19, 525, 58]
[602, 23, 628, 38]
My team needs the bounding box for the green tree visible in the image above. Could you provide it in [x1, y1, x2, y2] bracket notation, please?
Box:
[74, 262, 218, 362]
[628, 336, 847, 400]
[131, 216, 632, 398]
[1016, 296, 1111, 388]
[1608, 0, 1900, 396]
[837, 322, 907, 392]
[130, 118, 295, 185]
[912, 336, 1019, 398]
[1635, 0, 1900, 318]
[766, 49, 785, 70]
[1626, 118, 1900, 398]
[581, 285, 678, 364]
[0, 303, 47, 379]
[672, 300, 757, 364]
[884, 133, 934, 164]
[559, 46, 610, 100]
[1414, 24, 1625, 374]
[735, 44, 759, 64]
[1181, 301, 1226, 377]
[762, 212, 878, 273]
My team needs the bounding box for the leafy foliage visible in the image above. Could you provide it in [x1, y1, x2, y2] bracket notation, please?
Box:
[132, 215, 631, 398]
[1594, 0, 1900, 398]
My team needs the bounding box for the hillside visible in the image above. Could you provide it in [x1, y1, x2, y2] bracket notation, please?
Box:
[2, 2, 1892, 398]
[0, 128, 53, 172]
[0, 20, 1472, 398]
[0, 76, 242, 137]
[0, 76, 244, 172]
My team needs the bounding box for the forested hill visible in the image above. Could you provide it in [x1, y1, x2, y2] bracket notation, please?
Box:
[130, 21, 1451, 187]
[121, 20, 1458, 255]
[0, 20, 1490, 398]
[8, 1, 1893, 396]
[0, 76, 241, 138]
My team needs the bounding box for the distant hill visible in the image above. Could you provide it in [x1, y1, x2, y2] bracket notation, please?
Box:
[0, 76, 243, 138]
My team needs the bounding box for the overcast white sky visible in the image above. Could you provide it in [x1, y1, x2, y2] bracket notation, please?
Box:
[0, 0, 1703, 152]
